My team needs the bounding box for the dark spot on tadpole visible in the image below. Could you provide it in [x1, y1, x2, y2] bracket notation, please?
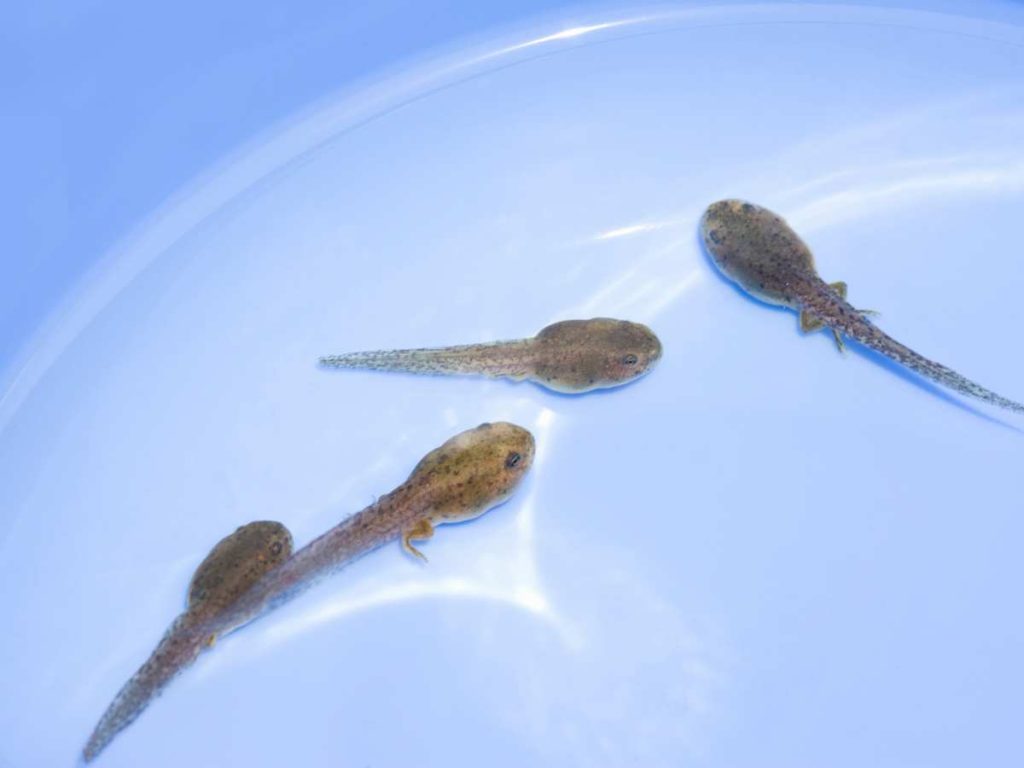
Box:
[742, 202, 754, 213]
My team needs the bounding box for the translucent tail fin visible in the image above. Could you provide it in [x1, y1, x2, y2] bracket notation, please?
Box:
[83, 616, 206, 762]
[318, 339, 532, 379]
[814, 290, 1024, 414]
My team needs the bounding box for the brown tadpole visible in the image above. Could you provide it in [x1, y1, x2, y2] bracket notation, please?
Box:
[319, 318, 663, 393]
[700, 199, 1024, 414]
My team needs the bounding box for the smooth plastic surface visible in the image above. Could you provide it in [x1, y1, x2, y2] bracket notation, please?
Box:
[3, 3, 1024, 767]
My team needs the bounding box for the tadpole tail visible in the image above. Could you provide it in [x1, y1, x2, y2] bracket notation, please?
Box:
[318, 339, 533, 379]
[82, 615, 207, 762]
[807, 285, 1024, 414]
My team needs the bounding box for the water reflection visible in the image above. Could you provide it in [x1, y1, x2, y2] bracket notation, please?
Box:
[789, 157, 1024, 233]
[470, 531, 720, 766]
[567, 222, 706, 323]
[594, 221, 669, 240]
[488, 21, 642, 58]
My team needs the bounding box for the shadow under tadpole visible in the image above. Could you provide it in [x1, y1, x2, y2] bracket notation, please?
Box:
[840, 337, 1022, 432]
[314, 360, 658, 399]
[534, 376, 656, 400]
[694, 229, 1022, 433]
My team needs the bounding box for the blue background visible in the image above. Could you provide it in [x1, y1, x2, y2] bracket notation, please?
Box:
[3, 2, 1024, 766]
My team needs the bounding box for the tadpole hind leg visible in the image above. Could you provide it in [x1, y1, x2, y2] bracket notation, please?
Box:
[799, 309, 846, 352]
[402, 518, 435, 562]
[799, 311, 825, 334]
[829, 280, 883, 352]
[832, 279, 879, 318]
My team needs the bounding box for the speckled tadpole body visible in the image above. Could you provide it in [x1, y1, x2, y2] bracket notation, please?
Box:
[83, 521, 294, 762]
[700, 199, 1024, 413]
[83, 422, 534, 762]
[319, 318, 663, 393]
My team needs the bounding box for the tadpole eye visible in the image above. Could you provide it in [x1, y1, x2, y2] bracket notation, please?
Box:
[505, 451, 522, 469]
[622, 354, 639, 366]
[270, 541, 283, 556]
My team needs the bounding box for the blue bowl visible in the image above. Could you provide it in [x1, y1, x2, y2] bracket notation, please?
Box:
[3, 3, 1024, 766]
